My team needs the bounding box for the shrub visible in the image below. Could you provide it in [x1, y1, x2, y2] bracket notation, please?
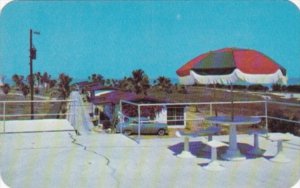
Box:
[287, 85, 300, 93]
[268, 110, 300, 136]
[248, 84, 268, 92]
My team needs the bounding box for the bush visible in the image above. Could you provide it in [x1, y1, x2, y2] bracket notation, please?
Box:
[287, 85, 300, 93]
[268, 110, 300, 136]
[248, 84, 268, 92]
[272, 84, 283, 92]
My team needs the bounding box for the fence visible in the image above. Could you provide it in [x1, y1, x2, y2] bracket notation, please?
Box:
[120, 99, 300, 143]
[1, 97, 299, 137]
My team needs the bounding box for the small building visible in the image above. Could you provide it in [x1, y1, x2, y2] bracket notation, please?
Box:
[89, 88, 187, 128]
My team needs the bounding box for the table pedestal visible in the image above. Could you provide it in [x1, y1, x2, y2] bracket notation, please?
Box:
[221, 124, 246, 161]
[177, 136, 196, 158]
[248, 133, 264, 155]
[202, 135, 213, 152]
[205, 116, 261, 161]
[203, 140, 227, 171]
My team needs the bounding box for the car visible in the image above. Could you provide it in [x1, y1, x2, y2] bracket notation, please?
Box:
[116, 117, 168, 136]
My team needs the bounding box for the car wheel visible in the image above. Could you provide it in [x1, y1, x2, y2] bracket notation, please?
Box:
[123, 130, 132, 136]
[157, 129, 166, 136]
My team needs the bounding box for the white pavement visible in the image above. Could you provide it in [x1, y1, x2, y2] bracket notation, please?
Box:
[0, 132, 300, 188]
[0, 119, 74, 133]
[69, 91, 93, 134]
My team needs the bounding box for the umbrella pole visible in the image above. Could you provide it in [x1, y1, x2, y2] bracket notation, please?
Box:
[231, 84, 234, 121]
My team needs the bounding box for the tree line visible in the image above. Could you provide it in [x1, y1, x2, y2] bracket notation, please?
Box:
[0, 72, 72, 99]
[2, 69, 299, 100]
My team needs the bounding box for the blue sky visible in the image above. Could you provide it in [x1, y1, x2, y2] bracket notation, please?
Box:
[1, 1, 300, 82]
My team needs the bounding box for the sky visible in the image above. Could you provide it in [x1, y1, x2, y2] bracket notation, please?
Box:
[1, 0, 300, 83]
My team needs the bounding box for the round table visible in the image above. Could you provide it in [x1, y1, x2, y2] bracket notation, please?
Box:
[205, 116, 261, 161]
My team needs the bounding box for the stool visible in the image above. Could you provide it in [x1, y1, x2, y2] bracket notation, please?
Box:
[267, 133, 293, 163]
[198, 126, 221, 151]
[247, 129, 267, 156]
[203, 140, 228, 171]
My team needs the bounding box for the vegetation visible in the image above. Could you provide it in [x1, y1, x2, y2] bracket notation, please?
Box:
[153, 76, 173, 94]
[88, 73, 105, 85]
[1, 83, 10, 96]
[119, 69, 150, 95]
[272, 84, 300, 93]
[58, 73, 73, 99]
[2, 69, 300, 136]
[268, 109, 300, 136]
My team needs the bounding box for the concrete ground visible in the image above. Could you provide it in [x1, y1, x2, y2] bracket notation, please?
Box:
[0, 119, 75, 133]
[0, 131, 300, 188]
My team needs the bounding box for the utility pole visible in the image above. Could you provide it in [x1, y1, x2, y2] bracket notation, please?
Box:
[29, 29, 39, 119]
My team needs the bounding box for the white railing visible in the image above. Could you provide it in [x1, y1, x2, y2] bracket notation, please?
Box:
[0, 99, 74, 133]
[120, 99, 300, 143]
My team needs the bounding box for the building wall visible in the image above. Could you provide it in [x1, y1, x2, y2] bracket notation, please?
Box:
[154, 106, 187, 128]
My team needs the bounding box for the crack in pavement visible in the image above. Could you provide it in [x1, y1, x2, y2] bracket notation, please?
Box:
[68, 133, 120, 185]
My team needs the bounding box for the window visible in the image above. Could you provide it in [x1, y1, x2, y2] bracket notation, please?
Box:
[167, 106, 184, 126]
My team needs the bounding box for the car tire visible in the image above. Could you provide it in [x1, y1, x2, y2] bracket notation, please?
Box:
[123, 130, 132, 136]
[157, 129, 166, 136]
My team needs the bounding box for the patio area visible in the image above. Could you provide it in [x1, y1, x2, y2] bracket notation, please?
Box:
[0, 131, 299, 188]
[0, 119, 75, 133]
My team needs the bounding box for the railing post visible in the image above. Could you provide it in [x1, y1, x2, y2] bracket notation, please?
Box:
[3, 101, 6, 133]
[210, 103, 213, 116]
[138, 104, 141, 144]
[265, 98, 268, 133]
[119, 100, 123, 134]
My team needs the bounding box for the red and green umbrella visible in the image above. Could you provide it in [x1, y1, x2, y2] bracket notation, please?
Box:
[176, 48, 287, 119]
[176, 48, 287, 85]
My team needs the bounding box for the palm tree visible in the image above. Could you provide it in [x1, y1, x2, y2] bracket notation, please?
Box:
[155, 76, 173, 93]
[1, 83, 10, 98]
[26, 74, 35, 87]
[89, 74, 105, 85]
[41, 72, 51, 89]
[35, 72, 41, 87]
[49, 79, 57, 89]
[58, 73, 73, 99]
[131, 69, 150, 95]
[120, 77, 135, 92]
[19, 83, 30, 98]
[12, 74, 24, 87]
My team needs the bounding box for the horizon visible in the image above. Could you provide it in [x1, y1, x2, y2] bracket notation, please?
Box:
[1, 1, 300, 81]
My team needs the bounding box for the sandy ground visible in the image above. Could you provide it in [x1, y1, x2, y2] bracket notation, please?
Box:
[0, 131, 300, 188]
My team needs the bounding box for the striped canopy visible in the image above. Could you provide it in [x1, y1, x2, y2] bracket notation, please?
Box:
[176, 48, 287, 85]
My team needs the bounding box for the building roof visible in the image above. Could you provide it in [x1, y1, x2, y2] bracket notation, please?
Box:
[74, 81, 90, 87]
[74, 81, 116, 91]
[86, 84, 117, 92]
[91, 90, 168, 105]
[91, 90, 138, 105]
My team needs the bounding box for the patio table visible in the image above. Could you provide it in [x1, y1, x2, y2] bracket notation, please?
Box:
[205, 116, 261, 161]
